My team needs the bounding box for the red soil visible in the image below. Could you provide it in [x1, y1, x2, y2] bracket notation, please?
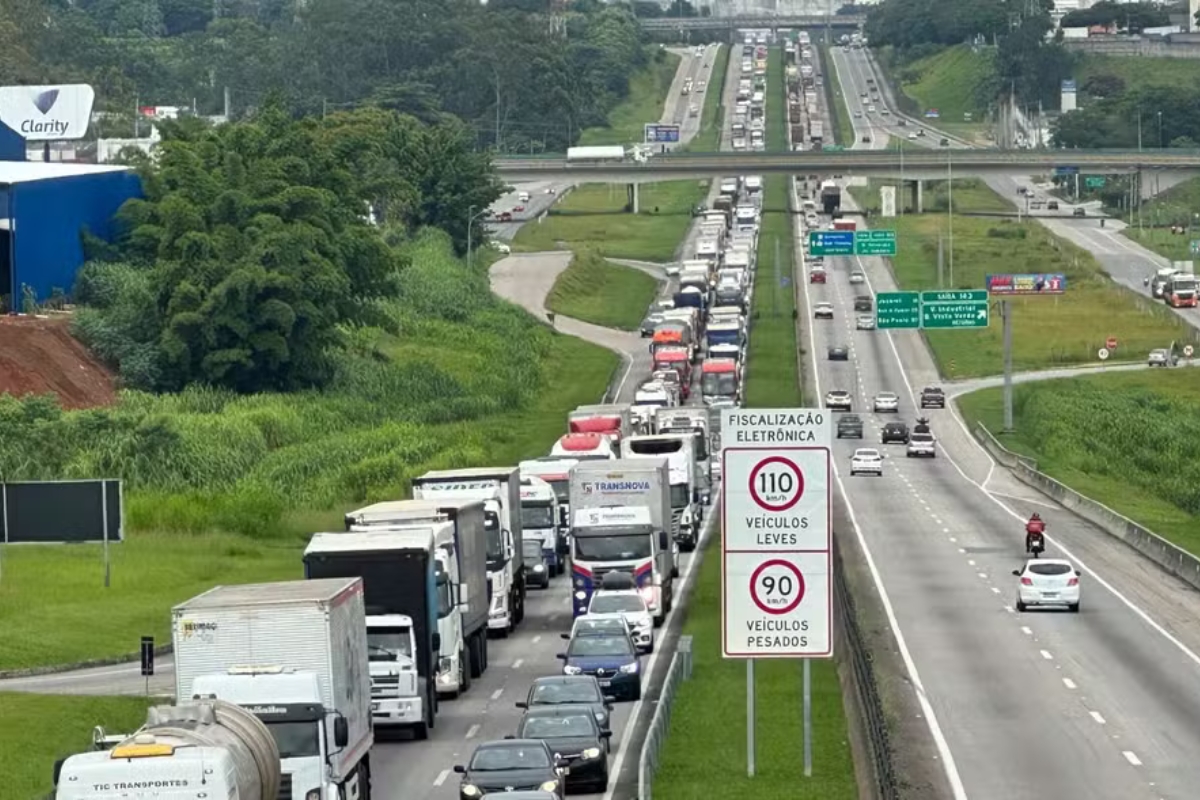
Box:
[0, 315, 117, 409]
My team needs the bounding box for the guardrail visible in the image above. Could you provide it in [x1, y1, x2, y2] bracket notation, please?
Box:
[639, 14, 865, 31]
[636, 635, 695, 800]
[971, 421, 1200, 591]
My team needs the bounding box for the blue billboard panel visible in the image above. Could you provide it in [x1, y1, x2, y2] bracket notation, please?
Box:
[1061, 79, 1077, 92]
[985, 273, 1068, 295]
[644, 124, 680, 143]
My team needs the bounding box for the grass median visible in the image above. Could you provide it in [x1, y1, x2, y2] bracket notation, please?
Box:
[848, 183, 1195, 378]
[545, 250, 659, 331]
[821, 45, 855, 148]
[849, 176, 1013, 215]
[957, 370, 1200, 554]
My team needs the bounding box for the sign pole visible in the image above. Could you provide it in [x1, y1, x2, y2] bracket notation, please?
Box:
[747, 659, 756, 777]
[101, 480, 111, 588]
[802, 659, 813, 776]
[1002, 299, 1014, 432]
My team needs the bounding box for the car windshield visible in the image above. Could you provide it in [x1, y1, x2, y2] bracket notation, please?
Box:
[591, 594, 647, 614]
[575, 618, 628, 636]
[1029, 563, 1073, 576]
[530, 681, 600, 705]
[911, 433, 934, 442]
[521, 713, 597, 739]
[569, 635, 634, 658]
[470, 745, 551, 771]
[924, 387, 942, 394]
[523, 541, 544, 559]
[878, 393, 897, 400]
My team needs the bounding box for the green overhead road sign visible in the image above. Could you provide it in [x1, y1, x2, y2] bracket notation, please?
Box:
[1191, 240, 1200, 255]
[876, 292, 921, 329]
[1085, 176, 1106, 189]
[921, 290, 990, 329]
[854, 230, 897, 256]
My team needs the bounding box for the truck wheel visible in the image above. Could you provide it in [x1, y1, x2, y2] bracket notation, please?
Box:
[413, 721, 429, 741]
[469, 635, 483, 679]
[514, 590, 525, 625]
[460, 648, 471, 693]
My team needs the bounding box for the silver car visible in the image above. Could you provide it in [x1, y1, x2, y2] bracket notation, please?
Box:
[873, 392, 900, 412]
[856, 315, 876, 330]
[1148, 348, 1172, 367]
[849, 271, 866, 284]
[824, 390, 853, 411]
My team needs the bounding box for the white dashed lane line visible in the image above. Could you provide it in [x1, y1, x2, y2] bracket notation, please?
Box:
[1090, 710, 1106, 724]
[1063, 678, 1077, 690]
[490, 688, 503, 701]
[433, 769, 450, 787]
[465, 724, 480, 739]
[1040, 650, 1054, 660]
[1123, 751, 1143, 766]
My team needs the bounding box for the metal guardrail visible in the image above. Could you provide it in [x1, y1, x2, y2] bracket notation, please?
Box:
[831, 536, 899, 800]
[637, 635, 694, 800]
[640, 14, 865, 30]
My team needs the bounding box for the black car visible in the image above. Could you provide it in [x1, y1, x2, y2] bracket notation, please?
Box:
[522, 539, 550, 589]
[919, 386, 945, 408]
[881, 422, 910, 445]
[640, 312, 665, 337]
[455, 739, 567, 799]
[828, 345, 850, 361]
[853, 295, 873, 312]
[516, 706, 612, 791]
[481, 794, 557, 800]
[519, 676, 615, 736]
[837, 414, 864, 439]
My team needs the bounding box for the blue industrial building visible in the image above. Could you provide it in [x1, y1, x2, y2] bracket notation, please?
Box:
[0, 159, 143, 309]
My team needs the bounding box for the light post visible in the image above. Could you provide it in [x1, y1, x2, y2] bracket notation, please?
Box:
[1158, 111, 1163, 149]
[466, 205, 492, 270]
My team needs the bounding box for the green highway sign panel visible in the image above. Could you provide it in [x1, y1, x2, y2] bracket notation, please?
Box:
[921, 299, 990, 329]
[876, 292, 920, 329]
[921, 290, 988, 304]
[854, 230, 896, 256]
[1085, 176, 1106, 189]
[1191, 240, 1200, 255]
[809, 230, 854, 256]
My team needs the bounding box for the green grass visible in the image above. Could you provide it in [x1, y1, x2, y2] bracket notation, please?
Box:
[579, 49, 682, 146]
[856, 185, 1196, 378]
[512, 181, 708, 262]
[821, 45, 856, 148]
[3, 693, 162, 799]
[1075, 54, 1200, 100]
[652, 49, 857, 800]
[849, 177, 1014, 215]
[957, 371, 1200, 554]
[892, 45, 993, 124]
[685, 44, 730, 152]
[1122, 225, 1200, 262]
[765, 47, 786, 152]
[1117, 175, 1200, 257]
[545, 250, 659, 330]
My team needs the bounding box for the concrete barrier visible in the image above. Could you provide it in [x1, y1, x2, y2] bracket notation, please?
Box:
[972, 422, 1200, 592]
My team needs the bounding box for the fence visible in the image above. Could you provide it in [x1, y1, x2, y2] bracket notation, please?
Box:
[636, 635, 695, 800]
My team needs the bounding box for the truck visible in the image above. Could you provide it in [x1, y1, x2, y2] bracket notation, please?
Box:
[342, 498, 491, 700]
[621, 433, 703, 550]
[821, 179, 842, 214]
[172, 579, 373, 798]
[411, 467, 526, 636]
[809, 120, 824, 143]
[655, 407, 714, 495]
[520, 475, 563, 575]
[567, 146, 625, 162]
[54, 700, 281, 800]
[569, 403, 634, 446]
[520, 456, 576, 530]
[833, 218, 857, 232]
[568, 458, 675, 624]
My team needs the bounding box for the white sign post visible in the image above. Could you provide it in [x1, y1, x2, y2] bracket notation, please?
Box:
[720, 408, 833, 779]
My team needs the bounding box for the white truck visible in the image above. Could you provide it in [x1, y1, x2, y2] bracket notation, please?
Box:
[53, 700, 281, 800]
[411, 467, 526, 636]
[569, 458, 674, 624]
[621, 434, 703, 551]
[172, 579, 373, 800]
[655, 408, 713, 504]
[520, 475, 563, 576]
[341, 498, 491, 700]
[520, 456, 576, 539]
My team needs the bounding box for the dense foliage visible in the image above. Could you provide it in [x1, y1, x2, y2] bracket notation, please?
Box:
[71, 104, 502, 393]
[5, 0, 649, 152]
[1059, 2, 1169, 31]
[1054, 84, 1200, 149]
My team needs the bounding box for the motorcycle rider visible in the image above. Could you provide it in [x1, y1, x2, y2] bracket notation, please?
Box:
[1025, 513, 1046, 552]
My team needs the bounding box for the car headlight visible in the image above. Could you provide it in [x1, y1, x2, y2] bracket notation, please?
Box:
[581, 747, 602, 760]
[540, 781, 560, 792]
[575, 590, 587, 599]
[619, 662, 639, 674]
[564, 665, 582, 675]
[461, 785, 481, 797]
[534, 564, 545, 572]
[594, 711, 607, 722]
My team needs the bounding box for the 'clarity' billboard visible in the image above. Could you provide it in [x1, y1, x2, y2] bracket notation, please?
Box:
[0, 84, 95, 141]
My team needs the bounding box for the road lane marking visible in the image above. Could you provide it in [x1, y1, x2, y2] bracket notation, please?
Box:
[532, 635, 541, 644]
[512, 659, 524, 669]
[1021, 626, 1033, 635]
[968, 560, 976, 567]
[433, 769, 450, 786]
[466, 724, 480, 739]
[1040, 650, 1054, 660]
[1123, 751, 1143, 766]
[1063, 678, 1077, 689]
[1091, 711, 1107, 724]
[949, 536, 957, 542]
[977, 572, 988, 579]
[991, 587, 1001, 594]
[490, 689, 503, 700]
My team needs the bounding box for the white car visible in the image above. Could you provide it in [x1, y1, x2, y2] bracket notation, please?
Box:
[814, 302, 834, 319]
[1014, 559, 1081, 613]
[1148, 348, 1171, 366]
[857, 315, 876, 330]
[881, 108, 890, 115]
[873, 391, 900, 412]
[906, 432, 936, 458]
[587, 591, 655, 653]
[849, 271, 866, 284]
[824, 389, 853, 411]
[867, 105, 876, 112]
[850, 448, 884, 477]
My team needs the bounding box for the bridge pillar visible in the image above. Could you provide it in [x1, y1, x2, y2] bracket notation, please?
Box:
[630, 182, 640, 214]
[908, 180, 924, 214]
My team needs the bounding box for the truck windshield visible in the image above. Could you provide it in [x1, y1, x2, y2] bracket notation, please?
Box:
[574, 532, 652, 561]
[483, 511, 504, 564]
[1172, 279, 1196, 293]
[521, 504, 556, 529]
[629, 439, 683, 456]
[670, 483, 690, 509]
[264, 720, 321, 759]
[435, 573, 453, 618]
[368, 627, 414, 661]
[702, 373, 737, 396]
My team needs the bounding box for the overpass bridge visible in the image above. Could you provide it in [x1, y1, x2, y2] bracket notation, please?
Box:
[639, 14, 865, 32]
[494, 149, 1200, 182]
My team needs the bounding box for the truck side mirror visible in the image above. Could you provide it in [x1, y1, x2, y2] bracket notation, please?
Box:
[333, 716, 349, 748]
[556, 652, 568, 660]
[432, 633, 441, 652]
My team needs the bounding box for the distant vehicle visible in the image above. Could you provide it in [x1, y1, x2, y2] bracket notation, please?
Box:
[828, 345, 850, 361]
[824, 390, 853, 411]
[920, 386, 945, 408]
[641, 312, 665, 337]
[873, 391, 900, 413]
[516, 707, 611, 791]
[867, 105, 876, 112]
[523, 538, 551, 589]
[1148, 348, 1172, 366]
[881, 421, 909, 444]
[810, 267, 827, 284]
[518, 676, 615, 736]
[907, 431, 936, 458]
[853, 295, 873, 312]
[881, 108, 890, 116]
[939, 138, 950, 146]
[1013, 559, 1081, 613]
[849, 271, 866, 284]
[837, 414, 864, 439]
[856, 315, 876, 330]
[814, 301, 835, 319]
[587, 589, 655, 653]
[853, 110, 863, 118]
[861, 134, 871, 143]
[1048, 200, 1059, 210]
[897, 118, 907, 127]
[454, 740, 567, 798]
[850, 448, 884, 477]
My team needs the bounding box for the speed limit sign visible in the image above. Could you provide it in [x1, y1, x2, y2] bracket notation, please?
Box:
[750, 559, 806, 614]
[1186, 345, 1195, 358]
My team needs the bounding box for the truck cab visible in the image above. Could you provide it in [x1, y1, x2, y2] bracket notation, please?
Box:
[569, 506, 673, 625]
[519, 476, 562, 576]
[621, 434, 702, 550]
[519, 457, 577, 555]
[706, 320, 743, 356]
[568, 404, 633, 448]
[701, 359, 741, 408]
[652, 346, 692, 388]
[654, 409, 713, 507]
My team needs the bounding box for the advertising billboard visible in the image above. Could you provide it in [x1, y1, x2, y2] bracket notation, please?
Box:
[0, 84, 95, 141]
[985, 273, 1068, 295]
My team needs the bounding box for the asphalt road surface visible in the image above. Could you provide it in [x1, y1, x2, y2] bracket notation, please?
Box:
[798, 64, 1200, 800]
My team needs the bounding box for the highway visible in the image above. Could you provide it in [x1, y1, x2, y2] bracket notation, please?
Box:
[806, 49, 1200, 800]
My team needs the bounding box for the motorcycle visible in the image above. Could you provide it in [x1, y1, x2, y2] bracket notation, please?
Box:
[1026, 531, 1045, 558]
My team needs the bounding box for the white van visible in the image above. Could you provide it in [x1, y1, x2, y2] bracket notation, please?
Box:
[744, 176, 763, 193]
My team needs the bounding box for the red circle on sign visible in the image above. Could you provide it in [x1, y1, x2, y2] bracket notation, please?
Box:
[750, 559, 806, 615]
[748, 456, 805, 512]
[1106, 337, 1118, 349]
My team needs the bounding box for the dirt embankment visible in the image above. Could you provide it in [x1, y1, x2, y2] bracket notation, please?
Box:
[0, 316, 117, 409]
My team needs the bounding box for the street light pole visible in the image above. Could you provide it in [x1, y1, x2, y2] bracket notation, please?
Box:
[947, 148, 954, 287]
[467, 205, 476, 270]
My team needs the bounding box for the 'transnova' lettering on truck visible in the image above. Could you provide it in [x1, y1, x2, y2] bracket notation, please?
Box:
[581, 480, 651, 495]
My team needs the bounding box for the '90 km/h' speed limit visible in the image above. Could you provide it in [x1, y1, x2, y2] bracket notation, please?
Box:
[750, 559, 806, 614]
[748, 456, 805, 512]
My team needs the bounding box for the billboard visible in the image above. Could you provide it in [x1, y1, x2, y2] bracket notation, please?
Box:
[985, 273, 1068, 295]
[0, 84, 95, 141]
[2, 479, 123, 543]
[644, 124, 681, 144]
[1061, 79, 1078, 113]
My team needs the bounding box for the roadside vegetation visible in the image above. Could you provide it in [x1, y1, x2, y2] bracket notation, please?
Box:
[821, 45, 856, 148]
[847, 183, 1195, 378]
[579, 48, 681, 146]
[652, 47, 858, 800]
[684, 44, 731, 152]
[849, 177, 1014, 215]
[874, 44, 995, 140]
[1116, 177, 1200, 260]
[545, 250, 659, 331]
[958, 370, 1200, 554]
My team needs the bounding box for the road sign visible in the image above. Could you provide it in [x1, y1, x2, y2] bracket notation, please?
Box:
[808, 230, 854, 256]
[876, 291, 920, 329]
[920, 290, 989, 329]
[1106, 337, 1118, 350]
[854, 229, 896, 256]
[1098, 348, 1110, 360]
[985, 273, 1067, 295]
[1190, 240, 1200, 255]
[1086, 177, 1106, 189]
[1054, 166, 1079, 176]
[643, 123, 680, 143]
[720, 409, 832, 659]
[1186, 345, 1195, 358]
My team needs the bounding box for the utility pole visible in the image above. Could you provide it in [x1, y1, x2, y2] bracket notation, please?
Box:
[1002, 300, 1014, 432]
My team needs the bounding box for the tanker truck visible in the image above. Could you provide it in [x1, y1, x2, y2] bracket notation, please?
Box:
[53, 699, 281, 800]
